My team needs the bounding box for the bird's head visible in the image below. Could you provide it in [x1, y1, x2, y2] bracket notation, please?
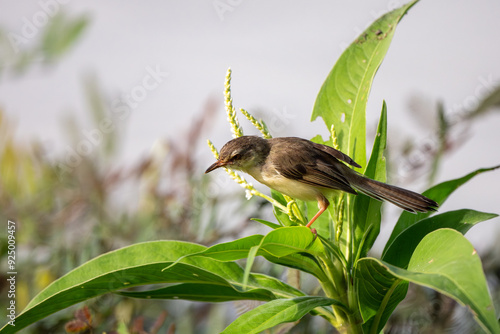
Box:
[205, 136, 270, 174]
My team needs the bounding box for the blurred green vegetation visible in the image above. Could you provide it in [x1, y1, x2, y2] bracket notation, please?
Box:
[0, 12, 267, 334]
[0, 9, 499, 334]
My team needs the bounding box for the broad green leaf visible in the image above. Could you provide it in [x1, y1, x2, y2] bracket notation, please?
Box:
[311, 0, 418, 167]
[353, 101, 387, 260]
[382, 209, 498, 268]
[261, 252, 328, 282]
[191, 234, 264, 262]
[355, 257, 408, 325]
[385, 165, 500, 251]
[0, 241, 303, 334]
[193, 227, 324, 262]
[238, 227, 326, 282]
[404, 229, 499, 333]
[309, 0, 418, 265]
[260, 226, 325, 257]
[118, 283, 277, 302]
[220, 297, 341, 334]
[190, 230, 327, 280]
[357, 229, 500, 334]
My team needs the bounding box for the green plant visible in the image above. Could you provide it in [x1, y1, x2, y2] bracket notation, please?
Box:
[2, 1, 499, 333]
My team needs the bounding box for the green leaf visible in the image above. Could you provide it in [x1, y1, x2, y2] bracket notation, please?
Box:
[0, 241, 303, 334]
[118, 283, 277, 302]
[353, 101, 387, 260]
[191, 234, 264, 262]
[220, 297, 341, 334]
[382, 209, 498, 268]
[357, 229, 500, 334]
[404, 229, 499, 333]
[251, 218, 281, 230]
[190, 230, 327, 280]
[355, 257, 408, 326]
[42, 13, 88, 60]
[385, 165, 500, 252]
[311, 0, 418, 167]
[243, 245, 260, 289]
[467, 84, 500, 119]
[260, 227, 325, 257]
[261, 252, 327, 282]
[310, 0, 419, 266]
[369, 209, 497, 329]
[192, 227, 324, 260]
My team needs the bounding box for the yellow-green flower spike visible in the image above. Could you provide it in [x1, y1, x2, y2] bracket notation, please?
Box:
[330, 124, 339, 150]
[283, 195, 306, 224]
[240, 108, 272, 139]
[224, 68, 243, 138]
[335, 195, 345, 242]
[207, 139, 219, 159]
[207, 69, 304, 223]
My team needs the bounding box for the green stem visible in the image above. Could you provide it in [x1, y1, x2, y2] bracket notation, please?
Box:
[319, 235, 347, 269]
[318, 252, 363, 333]
[318, 257, 341, 298]
[314, 306, 341, 325]
[345, 195, 353, 267]
[347, 269, 362, 330]
[250, 189, 288, 212]
[338, 314, 364, 334]
[335, 195, 363, 334]
[317, 279, 347, 328]
[354, 224, 374, 264]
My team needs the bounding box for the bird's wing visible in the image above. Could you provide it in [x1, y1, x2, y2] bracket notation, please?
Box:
[268, 137, 358, 195]
[311, 142, 362, 168]
[276, 160, 357, 195]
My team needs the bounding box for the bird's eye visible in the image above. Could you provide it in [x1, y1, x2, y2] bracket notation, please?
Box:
[231, 154, 241, 161]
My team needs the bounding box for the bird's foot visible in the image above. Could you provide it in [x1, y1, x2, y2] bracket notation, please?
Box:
[310, 228, 317, 240]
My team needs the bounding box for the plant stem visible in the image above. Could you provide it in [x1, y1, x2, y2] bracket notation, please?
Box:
[317, 251, 366, 333]
[345, 195, 353, 267]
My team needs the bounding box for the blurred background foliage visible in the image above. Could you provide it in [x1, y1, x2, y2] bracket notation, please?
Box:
[0, 11, 499, 334]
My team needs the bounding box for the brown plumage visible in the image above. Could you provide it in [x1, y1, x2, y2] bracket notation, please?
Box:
[206, 136, 438, 228]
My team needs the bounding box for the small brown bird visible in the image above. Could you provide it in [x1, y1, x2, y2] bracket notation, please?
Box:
[205, 136, 438, 228]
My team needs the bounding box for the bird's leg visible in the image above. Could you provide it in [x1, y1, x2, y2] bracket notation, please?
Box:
[306, 196, 330, 228]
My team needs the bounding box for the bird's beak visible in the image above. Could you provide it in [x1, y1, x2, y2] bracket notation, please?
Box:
[205, 160, 225, 174]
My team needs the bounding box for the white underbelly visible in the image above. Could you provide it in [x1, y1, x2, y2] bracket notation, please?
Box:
[247, 166, 326, 201]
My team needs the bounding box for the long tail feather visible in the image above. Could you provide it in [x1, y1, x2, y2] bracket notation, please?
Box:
[350, 175, 438, 213]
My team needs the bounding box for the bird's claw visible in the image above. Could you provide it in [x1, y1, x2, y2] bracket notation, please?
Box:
[310, 228, 317, 240]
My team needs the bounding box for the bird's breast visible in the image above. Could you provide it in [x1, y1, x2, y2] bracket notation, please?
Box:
[246, 164, 324, 202]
